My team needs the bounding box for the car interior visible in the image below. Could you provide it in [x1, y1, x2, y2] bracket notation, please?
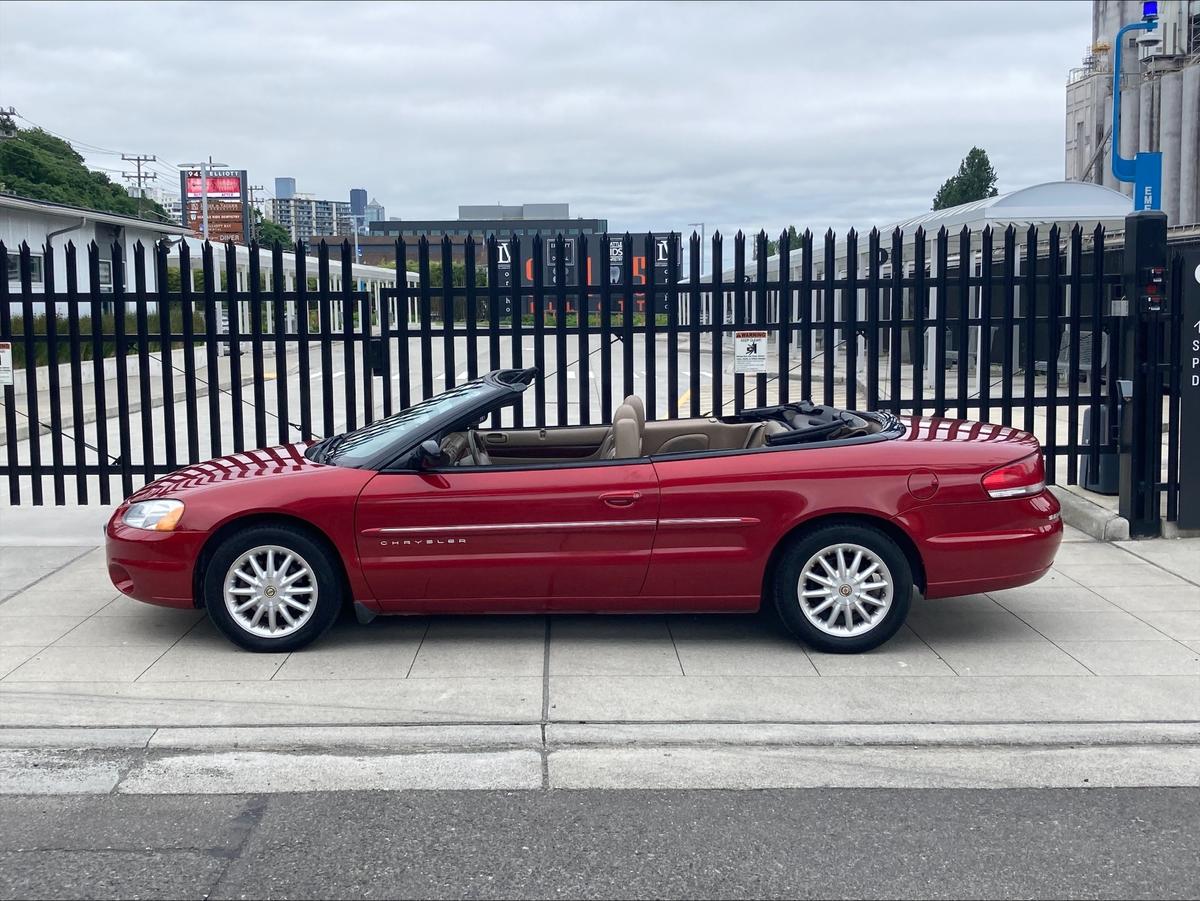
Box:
[435, 395, 885, 468]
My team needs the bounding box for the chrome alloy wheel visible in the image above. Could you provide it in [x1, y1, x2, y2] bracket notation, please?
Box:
[796, 542, 893, 637]
[223, 545, 318, 638]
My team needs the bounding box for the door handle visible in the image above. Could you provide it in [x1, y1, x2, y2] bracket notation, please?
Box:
[600, 491, 642, 507]
[485, 433, 508, 445]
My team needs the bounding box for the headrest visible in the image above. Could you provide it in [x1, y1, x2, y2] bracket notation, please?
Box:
[623, 395, 646, 429]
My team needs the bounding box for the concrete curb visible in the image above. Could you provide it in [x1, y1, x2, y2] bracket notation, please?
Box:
[5, 728, 1200, 794]
[1051, 485, 1130, 541]
[3, 721, 1198, 752]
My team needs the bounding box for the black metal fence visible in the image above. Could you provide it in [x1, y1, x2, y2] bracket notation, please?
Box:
[0, 225, 1187, 524]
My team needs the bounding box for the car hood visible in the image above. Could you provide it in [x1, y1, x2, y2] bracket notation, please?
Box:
[128, 443, 327, 500]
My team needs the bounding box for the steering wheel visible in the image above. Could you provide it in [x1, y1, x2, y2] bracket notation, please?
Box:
[467, 429, 491, 466]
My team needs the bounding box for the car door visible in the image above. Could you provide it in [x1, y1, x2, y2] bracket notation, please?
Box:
[355, 462, 660, 612]
[641, 451, 794, 610]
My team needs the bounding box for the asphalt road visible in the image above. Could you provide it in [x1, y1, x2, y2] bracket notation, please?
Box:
[1, 787, 1196, 900]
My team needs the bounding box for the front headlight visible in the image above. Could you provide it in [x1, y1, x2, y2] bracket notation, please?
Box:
[123, 499, 185, 531]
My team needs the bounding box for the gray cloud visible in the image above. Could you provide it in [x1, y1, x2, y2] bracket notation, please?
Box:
[0, 0, 1089, 239]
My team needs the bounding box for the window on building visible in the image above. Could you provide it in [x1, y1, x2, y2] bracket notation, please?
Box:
[7, 253, 44, 286]
[97, 259, 114, 293]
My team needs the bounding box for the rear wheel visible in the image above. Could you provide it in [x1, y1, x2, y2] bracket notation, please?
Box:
[773, 524, 912, 653]
[203, 524, 343, 652]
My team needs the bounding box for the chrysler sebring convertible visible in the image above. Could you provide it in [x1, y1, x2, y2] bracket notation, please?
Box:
[106, 368, 1061, 654]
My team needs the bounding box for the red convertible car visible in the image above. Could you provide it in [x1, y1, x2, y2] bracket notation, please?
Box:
[106, 368, 1061, 654]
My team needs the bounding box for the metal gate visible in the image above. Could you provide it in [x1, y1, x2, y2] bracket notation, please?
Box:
[0, 222, 1187, 527]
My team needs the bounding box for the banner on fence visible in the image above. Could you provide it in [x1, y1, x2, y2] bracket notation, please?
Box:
[0, 341, 11, 387]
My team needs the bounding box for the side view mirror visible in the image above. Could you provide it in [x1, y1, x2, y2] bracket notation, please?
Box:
[416, 439, 449, 470]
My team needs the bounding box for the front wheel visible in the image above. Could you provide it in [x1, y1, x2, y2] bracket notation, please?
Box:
[773, 524, 912, 653]
[203, 524, 343, 652]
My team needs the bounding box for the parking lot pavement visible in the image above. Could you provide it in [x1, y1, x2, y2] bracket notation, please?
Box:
[0, 524, 1197, 736]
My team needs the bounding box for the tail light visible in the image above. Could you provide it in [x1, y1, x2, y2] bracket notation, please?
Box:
[982, 453, 1045, 499]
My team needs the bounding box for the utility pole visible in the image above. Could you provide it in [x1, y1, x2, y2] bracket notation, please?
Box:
[0, 106, 18, 140]
[121, 154, 157, 218]
[248, 185, 264, 242]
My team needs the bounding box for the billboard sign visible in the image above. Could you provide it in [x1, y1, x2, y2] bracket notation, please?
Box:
[180, 169, 250, 244]
[607, 233, 679, 313]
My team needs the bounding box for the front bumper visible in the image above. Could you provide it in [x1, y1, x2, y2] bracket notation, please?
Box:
[105, 515, 206, 609]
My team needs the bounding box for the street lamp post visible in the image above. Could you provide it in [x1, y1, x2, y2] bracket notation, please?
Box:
[1111, 1, 1162, 210]
[342, 213, 366, 291]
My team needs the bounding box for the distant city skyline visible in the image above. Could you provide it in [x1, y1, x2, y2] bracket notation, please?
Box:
[0, 1, 1089, 238]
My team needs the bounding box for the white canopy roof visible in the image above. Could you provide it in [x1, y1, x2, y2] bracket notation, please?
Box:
[881, 181, 1133, 235]
[719, 181, 1135, 281]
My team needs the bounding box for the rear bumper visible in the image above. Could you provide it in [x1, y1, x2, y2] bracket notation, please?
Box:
[105, 516, 205, 609]
[899, 490, 1063, 600]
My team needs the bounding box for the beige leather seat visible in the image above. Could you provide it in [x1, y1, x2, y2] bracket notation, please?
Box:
[602, 402, 643, 458]
[744, 419, 790, 448]
[623, 395, 646, 432]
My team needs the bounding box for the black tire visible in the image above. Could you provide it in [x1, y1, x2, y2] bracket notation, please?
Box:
[202, 523, 344, 652]
[773, 523, 913, 654]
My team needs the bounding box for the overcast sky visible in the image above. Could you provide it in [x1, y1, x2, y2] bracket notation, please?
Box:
[1, 0, 1090, 238]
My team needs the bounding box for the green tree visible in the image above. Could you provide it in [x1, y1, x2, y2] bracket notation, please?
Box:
[166, 267, 210, 292]
[404, 258, 487, 287]
[0, 126, 170, 222]
[932, 147, 999, 211]
[253, 209, 292, 247]
[765, 224, 803, 258]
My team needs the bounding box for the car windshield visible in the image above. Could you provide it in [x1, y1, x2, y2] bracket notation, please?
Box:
[310, 379, 493, 467]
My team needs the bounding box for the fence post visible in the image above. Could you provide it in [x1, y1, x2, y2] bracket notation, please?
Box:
[1117, 209, 1168, 537]
[1177, 247, 1200, 531]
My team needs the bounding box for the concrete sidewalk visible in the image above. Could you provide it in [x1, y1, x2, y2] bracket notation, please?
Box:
[1, 523, 1197, 737]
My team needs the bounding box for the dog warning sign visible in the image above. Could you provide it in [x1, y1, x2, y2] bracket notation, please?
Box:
[734, 330, 768, 374]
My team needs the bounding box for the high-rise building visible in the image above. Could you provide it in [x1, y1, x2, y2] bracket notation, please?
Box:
[1065, 0, 1200, 224]
[350, 188, 368, 221]
[263, 194, 353, 243]
[365, 197, 386, 225]
[274, 177, 296, 201]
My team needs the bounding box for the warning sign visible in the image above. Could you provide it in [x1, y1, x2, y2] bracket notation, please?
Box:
[0, 342, 12, 388]
[734, 330, 768, 374]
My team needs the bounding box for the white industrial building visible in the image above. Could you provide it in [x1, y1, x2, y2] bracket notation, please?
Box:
[1, 194, 190, 295]
[2, 194, 416, 315]
[1065, 0, 1200, 225]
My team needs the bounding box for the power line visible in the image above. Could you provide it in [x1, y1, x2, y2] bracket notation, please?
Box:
[13, 112, 187, 184]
